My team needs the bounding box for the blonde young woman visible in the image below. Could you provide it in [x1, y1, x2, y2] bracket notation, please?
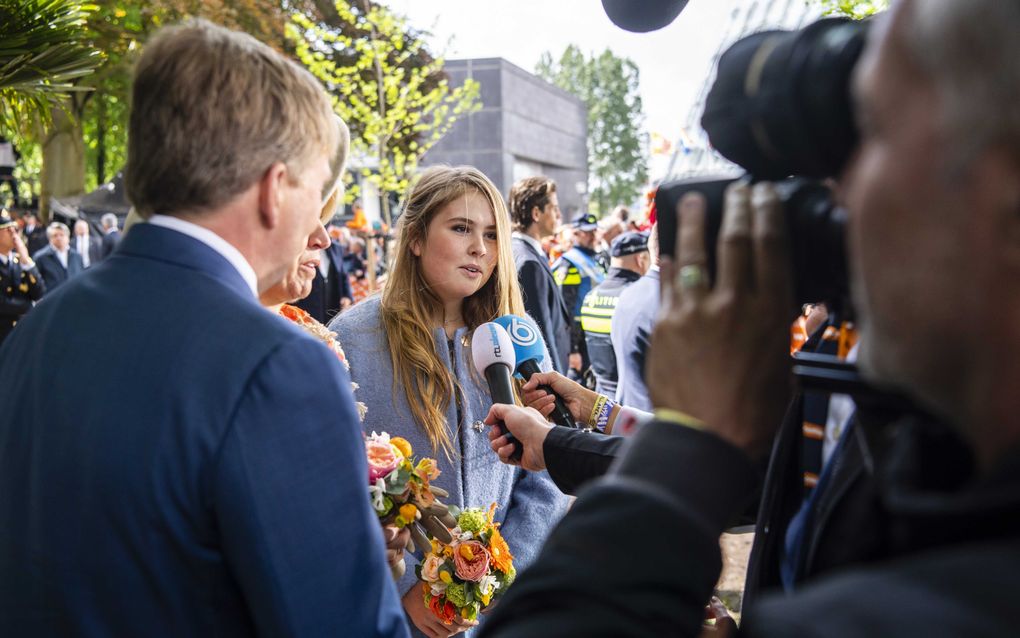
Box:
[330, 166, 569, 638]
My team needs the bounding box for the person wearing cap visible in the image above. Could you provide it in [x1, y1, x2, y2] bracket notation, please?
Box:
[579, 231, 650, 397]
[552, 213, 606, 378]
[0, 209, 45, 344]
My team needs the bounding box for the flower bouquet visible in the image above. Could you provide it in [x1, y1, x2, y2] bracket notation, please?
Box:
[417, 505, 516, 624]
[365, 432, 457, 578]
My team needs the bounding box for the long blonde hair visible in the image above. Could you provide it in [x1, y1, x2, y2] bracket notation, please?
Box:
[382, 166, 525, 458]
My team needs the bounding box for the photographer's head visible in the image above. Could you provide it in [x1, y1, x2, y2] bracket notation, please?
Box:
[846, 0, 1020, 462]
[125, 19, 339, 293]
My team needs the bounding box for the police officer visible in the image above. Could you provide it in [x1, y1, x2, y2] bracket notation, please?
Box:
[553, 213, 606, 379]
[579, 231, 650, 396]
[0, 209, 46, 344]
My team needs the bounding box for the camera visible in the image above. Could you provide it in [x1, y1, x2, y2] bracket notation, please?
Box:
[656, 17, 868, 312]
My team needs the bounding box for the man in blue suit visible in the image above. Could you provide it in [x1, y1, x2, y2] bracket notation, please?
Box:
[509, 176, 572, 374]
[0, 20, 407, 638]
[33, 221, 84, 291]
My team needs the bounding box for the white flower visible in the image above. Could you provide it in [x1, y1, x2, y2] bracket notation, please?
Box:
[478, 574, 499, 596]
[368, 477, 387, 512]
[430, 582, 448, 596]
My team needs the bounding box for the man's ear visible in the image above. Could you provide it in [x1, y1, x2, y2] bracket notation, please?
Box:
[531, 205, 542, 224]
[258, 162, 289, 230]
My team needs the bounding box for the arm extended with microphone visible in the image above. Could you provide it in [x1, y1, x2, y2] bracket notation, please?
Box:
[471, 322, 524, 462]
[492, 315, 579, 429]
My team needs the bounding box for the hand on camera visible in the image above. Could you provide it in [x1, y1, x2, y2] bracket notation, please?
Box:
[649, 182, 794, 459]
[485, 404, 552, 472]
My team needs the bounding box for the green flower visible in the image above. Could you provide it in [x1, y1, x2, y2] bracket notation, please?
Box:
[457, 509, 486, 535]
[462, 601, 480, 621]
[497, 564, 517, 588]
[446, 582, 467, 608]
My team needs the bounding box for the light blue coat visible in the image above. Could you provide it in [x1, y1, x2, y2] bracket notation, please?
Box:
[329, 297, 570, 615]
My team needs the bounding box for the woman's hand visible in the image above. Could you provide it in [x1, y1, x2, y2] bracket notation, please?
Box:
[520, 370, 598, 425]
[402, 586, 477, 638]
[383, 525, 410, 570]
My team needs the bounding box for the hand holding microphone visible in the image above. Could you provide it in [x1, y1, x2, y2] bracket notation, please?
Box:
[492, 315, 579, 429]
[471, 323, 524, 462]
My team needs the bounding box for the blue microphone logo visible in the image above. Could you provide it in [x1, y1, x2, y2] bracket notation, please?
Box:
[506, 317, 538, 346]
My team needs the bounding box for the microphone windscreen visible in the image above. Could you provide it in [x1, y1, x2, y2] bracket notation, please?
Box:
[601, 0, 688, 33]
[471, 322, 516, 375]
[492, 315, 546, 368]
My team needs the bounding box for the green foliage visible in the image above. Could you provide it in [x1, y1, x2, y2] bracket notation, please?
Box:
[537, 45, 647, 216]
[0, 0, 103, 135]
[817, 0, 888, 19]
[289, 1, 480, 224]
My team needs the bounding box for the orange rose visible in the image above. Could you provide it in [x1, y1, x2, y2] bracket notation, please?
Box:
[453, 540, 490, 582]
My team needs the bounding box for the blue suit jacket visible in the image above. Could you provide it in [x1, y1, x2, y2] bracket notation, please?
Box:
[611, 268, 660, 412]
[512, 236, 571, 374]
[0, 224, 408, 637]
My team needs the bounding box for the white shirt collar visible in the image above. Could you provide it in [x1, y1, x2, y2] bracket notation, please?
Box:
[0, 252, 9, 265]
[147, 215, 258, 297]
[512, 231, 547, 257]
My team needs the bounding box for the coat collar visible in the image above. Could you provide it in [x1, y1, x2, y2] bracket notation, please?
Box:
[116, 223, 256, 302]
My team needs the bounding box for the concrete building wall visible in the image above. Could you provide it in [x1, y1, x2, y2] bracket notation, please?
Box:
[423, 58, 588, 219]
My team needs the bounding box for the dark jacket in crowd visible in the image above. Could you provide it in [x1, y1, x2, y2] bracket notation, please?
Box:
[0, 254, 45, 344]
[33, 245, 84, 291]
[480, 419, 1020, 637]
[101, 229, 121, 259]
[23, 225, 47, 255]
[73, 233, 104, 268]
[513, 236, 571, 374]
[294, 240, 352, 325]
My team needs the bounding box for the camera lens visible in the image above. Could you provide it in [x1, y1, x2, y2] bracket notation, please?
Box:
[654, 177, 849, 311]
[701, 18, 868, 180]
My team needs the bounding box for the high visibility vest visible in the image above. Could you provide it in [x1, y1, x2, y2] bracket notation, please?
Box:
[579, 268, 640, 397]
[553, 247, 606, 320]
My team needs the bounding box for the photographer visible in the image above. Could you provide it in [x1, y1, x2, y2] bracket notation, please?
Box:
[480, 1, 1020, 635]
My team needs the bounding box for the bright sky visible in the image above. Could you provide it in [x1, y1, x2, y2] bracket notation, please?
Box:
[389, 0, 737, 141]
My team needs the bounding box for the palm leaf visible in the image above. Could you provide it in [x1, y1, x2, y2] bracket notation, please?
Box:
[0, 0, 103, 133]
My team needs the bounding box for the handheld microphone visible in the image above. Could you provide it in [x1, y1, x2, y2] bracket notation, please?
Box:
[471, 322, 523, 462]
[492, 315, 578, 429]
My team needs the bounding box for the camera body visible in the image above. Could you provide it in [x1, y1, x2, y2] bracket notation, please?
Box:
[655, 17, 868, 312]
[656, 176, 848, 307]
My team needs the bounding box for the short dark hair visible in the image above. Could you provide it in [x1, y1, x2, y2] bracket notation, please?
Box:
[508, 176, 556, 230]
